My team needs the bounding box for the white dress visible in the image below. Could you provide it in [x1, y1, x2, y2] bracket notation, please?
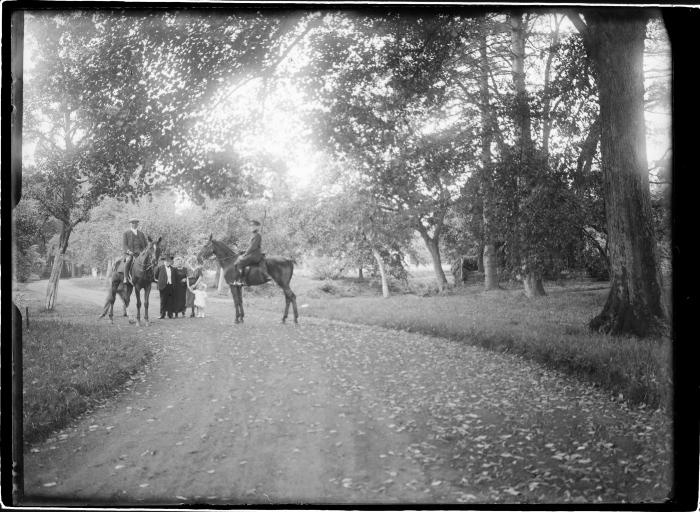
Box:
[194, 290, 207, 308]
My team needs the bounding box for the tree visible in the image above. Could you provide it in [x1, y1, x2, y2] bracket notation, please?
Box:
[24, 10, 308, 308]
[302, 12, 477, 290]
[298, 188, 414, 297]
[567, 9, 667, 336]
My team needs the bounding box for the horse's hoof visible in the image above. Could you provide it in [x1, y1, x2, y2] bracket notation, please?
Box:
[128, 319, 136, 325]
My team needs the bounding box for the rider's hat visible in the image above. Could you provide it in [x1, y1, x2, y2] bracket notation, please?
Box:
[249, 219, 261, 227]
[128, 217, 139, 223]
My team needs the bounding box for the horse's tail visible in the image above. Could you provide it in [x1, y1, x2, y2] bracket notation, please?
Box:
[99, 275, 118, 318]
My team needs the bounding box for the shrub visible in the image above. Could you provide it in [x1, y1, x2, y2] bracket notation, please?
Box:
[305, 255, 346, 280]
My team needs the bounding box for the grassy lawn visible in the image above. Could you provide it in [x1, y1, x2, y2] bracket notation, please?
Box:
[245, 274, 672, 411]
[13, 283, 152, 445]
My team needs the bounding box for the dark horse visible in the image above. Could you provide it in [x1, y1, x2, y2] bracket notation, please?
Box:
[99, 236, 162, 325]
[197, 235, 298, 324]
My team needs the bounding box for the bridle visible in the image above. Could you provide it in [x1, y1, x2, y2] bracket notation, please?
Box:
[138, 243, 159, 275]
[201, 241, 239, 265]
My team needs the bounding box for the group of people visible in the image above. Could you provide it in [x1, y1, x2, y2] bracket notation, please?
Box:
[122, 216, 269, 320]
[122, 217, 208, 319]
[154, 252, 208, 319]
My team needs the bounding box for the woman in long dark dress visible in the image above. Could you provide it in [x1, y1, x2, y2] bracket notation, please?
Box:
[171, 256, 188, 318]
[185, 258, 204, 318]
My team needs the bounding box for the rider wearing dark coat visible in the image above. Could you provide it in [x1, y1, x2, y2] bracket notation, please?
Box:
[123, 218, 148, 284]
[233, 220, 271, 285]
[171, 256, 188, 318]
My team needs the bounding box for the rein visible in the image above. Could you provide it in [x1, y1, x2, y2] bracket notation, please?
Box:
[134, 247, 158, 277]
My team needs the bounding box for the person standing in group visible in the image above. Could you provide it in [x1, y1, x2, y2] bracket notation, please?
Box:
[155, 254, 175, 319]
[185, 256, 205, 318]
[122, 217, 148, 284]
[187, 281, 208, 318]
[171, 255, 188, 318]
[232, 219, 271, 285]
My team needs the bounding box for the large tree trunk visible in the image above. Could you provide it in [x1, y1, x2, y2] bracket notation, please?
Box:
[45, 222, 72, 310]
[478, 26, 499, 291]
[584, 13, 666, 336]
[417, 227, 448, 291]
[371, 249, 390, 298]
[511, 11, 545, 297]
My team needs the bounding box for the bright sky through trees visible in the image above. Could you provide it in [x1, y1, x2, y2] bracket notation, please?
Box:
[22, 11, 671, 198]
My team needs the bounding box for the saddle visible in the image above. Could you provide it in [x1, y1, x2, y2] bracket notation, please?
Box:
[235, 257, 271, 286]
[114, 255, 143, 284]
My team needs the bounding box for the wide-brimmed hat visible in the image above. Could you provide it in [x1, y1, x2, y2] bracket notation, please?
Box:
[128, 217, 140, 223]
[249, 219, 261, 227]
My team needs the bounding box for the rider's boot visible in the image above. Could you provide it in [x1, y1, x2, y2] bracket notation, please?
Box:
[260, 263, 272, 283]
[231, 265, 244, 286]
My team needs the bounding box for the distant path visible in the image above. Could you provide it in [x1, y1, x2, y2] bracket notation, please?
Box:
[22, 279, 671, 505]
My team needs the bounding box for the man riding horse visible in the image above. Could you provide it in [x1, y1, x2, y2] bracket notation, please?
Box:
[123, 217, 148, 284]
[232, 220, 272, 286]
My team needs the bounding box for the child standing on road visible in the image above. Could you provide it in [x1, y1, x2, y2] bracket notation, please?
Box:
[187, 282, 208, 317]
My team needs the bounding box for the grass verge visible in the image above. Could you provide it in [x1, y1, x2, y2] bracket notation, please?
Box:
[249, 279, 672, 410]
[21, 302, 152, 445]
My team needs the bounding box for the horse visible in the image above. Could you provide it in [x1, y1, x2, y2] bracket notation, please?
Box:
[197, 235, 298, 324]
[99, 236, 162, 325]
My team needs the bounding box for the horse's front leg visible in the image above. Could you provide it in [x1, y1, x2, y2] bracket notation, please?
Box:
[133, 288, 142, 325]
[230, 285, 244, 323]
[237, 286, 245, 323]
[229, 284, 240, 324]
[143, 287, 150, 326]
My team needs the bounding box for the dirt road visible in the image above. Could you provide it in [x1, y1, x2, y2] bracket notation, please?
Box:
[22, 280, 671, 505]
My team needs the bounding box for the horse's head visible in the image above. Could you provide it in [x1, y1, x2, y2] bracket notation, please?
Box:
[143, 236, 163, 268]
[197, 234, 215, 264]
[151, 236, 163, 262]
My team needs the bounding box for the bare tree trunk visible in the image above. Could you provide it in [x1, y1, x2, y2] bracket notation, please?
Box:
[45, 222, 72, 310]
[358, 267, 364, 281]
[542, 14, 563, 158]
[479, 26, 499, 291]
[581, 12, 666, 336]
[217, 263, 227, 294]
[417, 227, 448, 291]
[371, 249, 390, 298]
[511, 11, 545, 297]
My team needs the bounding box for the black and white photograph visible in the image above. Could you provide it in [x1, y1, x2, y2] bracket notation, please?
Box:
[5, 1, 693, 507]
